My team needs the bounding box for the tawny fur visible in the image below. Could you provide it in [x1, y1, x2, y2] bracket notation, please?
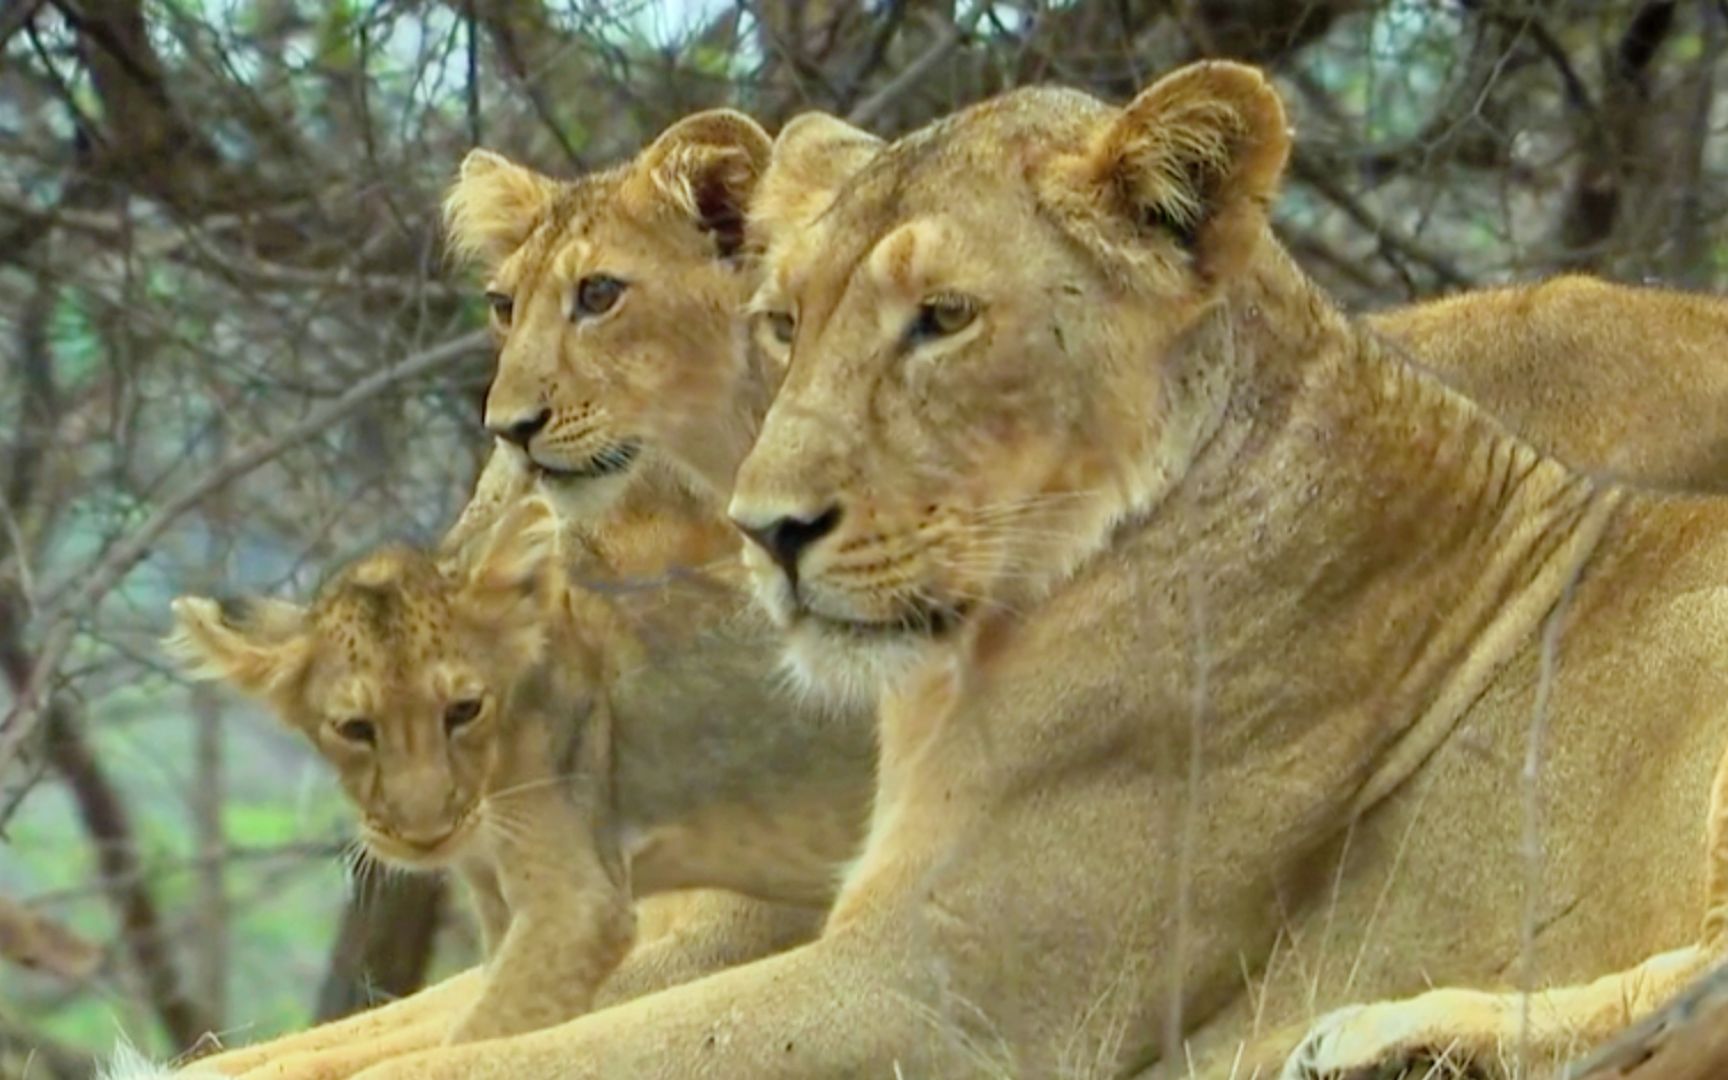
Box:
[329, 64, 1728, 1080]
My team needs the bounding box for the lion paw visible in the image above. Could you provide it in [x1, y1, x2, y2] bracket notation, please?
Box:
[1281, 1002, 1496, 1080]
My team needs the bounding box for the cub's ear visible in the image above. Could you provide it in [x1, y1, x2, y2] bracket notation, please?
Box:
[755, 113, 883, 235]
[1046, 61, 1290, 281]
[165, 595, 309, 698]
[443, 149, 557, 267]
[451, 494, 561, 621]
[629, 109, 772, 259]
[439, 439, 535, 559]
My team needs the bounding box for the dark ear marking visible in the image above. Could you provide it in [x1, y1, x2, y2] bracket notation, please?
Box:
[215, 595, 250, 626]
[633, 109, 771, 264]
[1131, 149, 1227, 248]
[1139, 199, 1197, 248]
[695, 175, 749, 260]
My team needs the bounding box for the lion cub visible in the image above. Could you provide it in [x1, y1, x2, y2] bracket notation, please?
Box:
[168, 499, 635, 1044]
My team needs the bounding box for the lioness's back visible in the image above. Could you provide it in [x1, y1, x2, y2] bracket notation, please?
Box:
[1370, 275, 1728, 491]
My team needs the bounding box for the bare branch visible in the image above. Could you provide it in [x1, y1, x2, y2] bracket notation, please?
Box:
[847, 8, 981, 129]
[0, 331, 490, 780]
[1288, 149, 1472, 292]
[0, 893, 100, 980]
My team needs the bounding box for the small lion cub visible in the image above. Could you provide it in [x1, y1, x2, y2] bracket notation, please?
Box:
[167, 498, 634, 1043]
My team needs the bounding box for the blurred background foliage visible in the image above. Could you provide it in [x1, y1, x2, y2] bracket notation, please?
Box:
[1, 0, 1723, 1073]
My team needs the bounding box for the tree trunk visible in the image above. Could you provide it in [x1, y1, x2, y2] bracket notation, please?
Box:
[313, 872, 446, 1022]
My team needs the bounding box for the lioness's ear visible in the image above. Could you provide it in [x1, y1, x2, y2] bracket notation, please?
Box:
[1050, 61, 1290, 281]
[444, 149, 557, 267]
[755, 113, 882, 234]
[166, 595, 309, 698]
[629, 109, 772, 259]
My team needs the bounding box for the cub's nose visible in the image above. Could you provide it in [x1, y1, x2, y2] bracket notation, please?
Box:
[734, 505, 843, 579]
[487, 407, 551, 449]
[393, 821, 457, 848]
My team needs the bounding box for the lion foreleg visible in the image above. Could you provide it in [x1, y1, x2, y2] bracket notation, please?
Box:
[443, 774, 635, 1044]
[346, 929, 977, 1080]
[232, 1016, 452, 1080]
[593, 890, 825, 1008]
[1279, 946, 1714, 1079]
[185, 968, 482, 1076]
[1284, 738, 1728, 1080]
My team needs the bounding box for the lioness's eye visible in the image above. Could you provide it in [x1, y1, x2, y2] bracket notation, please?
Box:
[910, 294, 978, 342]
[575, 274, 627, 317]
[444, 698, 483, 733]
[335, 718, 376, 746]
[766, 311, 795, 346]
[484, 291, 514, 324]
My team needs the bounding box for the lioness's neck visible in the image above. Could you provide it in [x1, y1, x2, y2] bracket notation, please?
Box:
[966, 245, 1620, 821]
[1219, 251, 1617, 795]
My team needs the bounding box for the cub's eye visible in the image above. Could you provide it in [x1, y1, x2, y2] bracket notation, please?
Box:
[574, 275, 627, 317]
[444, 698, 483, 733]
[484, 291, 514, 324]
[335, 718, 376, 746]
[765, 311, 795, 346]
[909, 294, 978, 343]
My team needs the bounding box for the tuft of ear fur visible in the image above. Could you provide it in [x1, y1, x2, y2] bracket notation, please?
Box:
[165, 595, 309, 699]
[443, 148, 557, 268]
[628, 109, 772, 259]
[1050, 61, 1290, 281]
[755, 112, 883, 236]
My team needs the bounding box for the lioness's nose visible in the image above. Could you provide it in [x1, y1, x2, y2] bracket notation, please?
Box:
[487, 407, 550, 449]
[734, 504, 843, 578]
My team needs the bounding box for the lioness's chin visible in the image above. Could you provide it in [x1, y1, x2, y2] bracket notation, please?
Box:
[780, 617, 947, 708]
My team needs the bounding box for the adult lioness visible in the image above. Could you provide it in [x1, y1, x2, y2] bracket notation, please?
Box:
[343, 62, 1728, 1080]
[743, 117, 1728, 501]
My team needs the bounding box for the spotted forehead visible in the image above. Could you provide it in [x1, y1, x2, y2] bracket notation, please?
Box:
[308, 550, 457, 674]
